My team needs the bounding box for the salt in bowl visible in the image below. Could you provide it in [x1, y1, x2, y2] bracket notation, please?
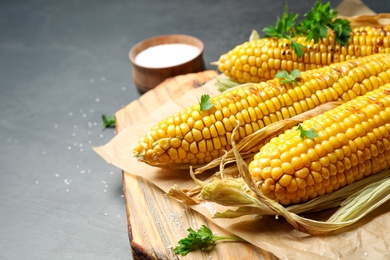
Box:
[129, 34, 205, 93]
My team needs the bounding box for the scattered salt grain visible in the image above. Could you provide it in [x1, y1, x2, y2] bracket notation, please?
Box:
[42, 151, 46, 155]
[135, 43, 200, 68]
[364, 252, 369, 257]
[80, 170, 85, 174]
[35, 180, 39, 184]
[67, 146, 72, 150]
[104, 212, 108, 216]
[82, 113, 87, 118]
[55, 173, 59, 177]
[71, 133, 76, 137]
[90, 78, 95, 83]
[199, 201, 216, 215]
[68, 112, 73, 117]
[95, 98, 100, 103]
[117, 215, 120, 218]
[121, 86, 126, 91]
[66, 189, 70, 192]
[64, 179, 72, 185]
[101, 76, 106, 81]
[54, 124, 58, 128]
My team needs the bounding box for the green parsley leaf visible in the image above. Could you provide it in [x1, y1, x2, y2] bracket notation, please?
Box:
[101, 114, 116, 128]
[199, 94, 214, 111]
[275, 69, 301, 84]
[263, 0, 352, 57]
[296, 124, 318, 140]
[297, 0, 351, 45]
[329, 18, 352, 45]
[173, 225, 245, 256]
[263, 5, 298, 38]
[290, 69, 301, 79]
[290, 40, 306, 58]
[263, 4, 305, 57]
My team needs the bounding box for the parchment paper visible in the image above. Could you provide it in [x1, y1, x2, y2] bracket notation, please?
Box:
[94, 1, 390, 259]
[94, 80, 390, 259]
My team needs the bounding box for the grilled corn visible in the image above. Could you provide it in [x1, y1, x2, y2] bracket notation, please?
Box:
[218, 26, 390, 83]
[249, 85, 390, 205]
[134, 54, 390, 168]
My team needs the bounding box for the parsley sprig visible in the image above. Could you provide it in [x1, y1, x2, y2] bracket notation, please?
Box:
[199, 94, 214, 111]
[263, 0, 352, 57]
[101, 114, 116, 128]
[263, 5, 306, 58]
[295, 0, 352, 45]
[173, 225, 245, 256]
[297, 124, 318, 140]
[275, 69, 301, 84]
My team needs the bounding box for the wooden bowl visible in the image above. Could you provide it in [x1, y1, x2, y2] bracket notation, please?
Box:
[129, 34, 205, 93]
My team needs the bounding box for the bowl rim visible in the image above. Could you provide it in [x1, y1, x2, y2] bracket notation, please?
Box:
[129, 34, 204, 70]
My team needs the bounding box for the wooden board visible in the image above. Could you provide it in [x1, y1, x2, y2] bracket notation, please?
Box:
[116, 71, 278, 260]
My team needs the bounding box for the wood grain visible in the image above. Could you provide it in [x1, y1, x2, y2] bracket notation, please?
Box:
[116, 71, 278, 260]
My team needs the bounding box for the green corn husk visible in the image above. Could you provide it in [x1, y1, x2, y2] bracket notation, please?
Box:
[214, 75, 254, 93]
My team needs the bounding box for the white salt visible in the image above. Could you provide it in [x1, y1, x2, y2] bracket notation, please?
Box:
[135, 43, 200, 68]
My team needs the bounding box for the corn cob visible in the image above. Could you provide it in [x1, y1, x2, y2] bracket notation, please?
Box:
[249, 85, 390, 205]
[218, 26, 390, 84]
[134, 54, 390, 169]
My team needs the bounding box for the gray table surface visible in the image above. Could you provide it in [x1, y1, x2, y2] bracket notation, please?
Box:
[1, 0, 389, 259]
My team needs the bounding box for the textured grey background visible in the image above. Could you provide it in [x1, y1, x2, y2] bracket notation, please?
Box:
[1, 0, 389, 259]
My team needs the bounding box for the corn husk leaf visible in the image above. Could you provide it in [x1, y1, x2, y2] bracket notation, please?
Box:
[249, 29, 260, 41]
[208, 126, 390, 235]
[214, 75, 253, 93]
[168, 122, 390, 235]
